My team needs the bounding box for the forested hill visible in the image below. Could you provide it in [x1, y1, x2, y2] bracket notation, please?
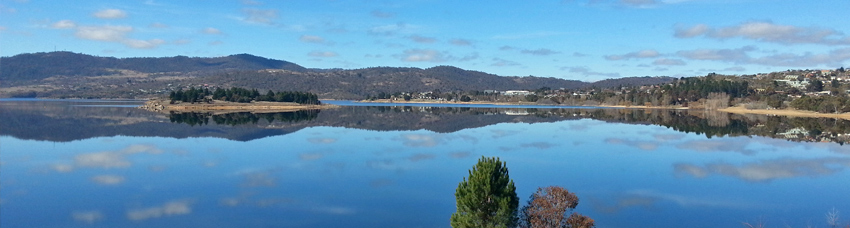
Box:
[0, 52, 676, 99]
[0, 52, 306, 81]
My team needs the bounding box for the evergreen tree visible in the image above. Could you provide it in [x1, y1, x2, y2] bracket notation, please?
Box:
[451, 156, 519, 228]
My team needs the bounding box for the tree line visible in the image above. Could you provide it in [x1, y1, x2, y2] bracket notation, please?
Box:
[169, 87, 320, 105]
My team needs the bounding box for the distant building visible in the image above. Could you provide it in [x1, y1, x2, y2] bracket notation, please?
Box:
[502, 90, 533, 96]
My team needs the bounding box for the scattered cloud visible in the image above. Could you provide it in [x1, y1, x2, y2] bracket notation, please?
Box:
[308, 51, 338, 57]
[499, 46, 517, 51]
[521, 48, 561, 56]
[676, 45, 850, 67]
[397, 133, 443, 147]
[653, 58, 686, 66]
[724, 66, 746, 71]
[368, 23, 414, 36]
[126, 200, 193, 221]
[308, 138, 337, 144]
[299, 152, 324, 160]
[408, 35, 437, 43]
[310, 206, 356, 215]
[573, 52, 588, 57]
[201, 27, 222, 35]
[371, 10, 394, 18]
[520, 142, 557, 149]
[604, 49, 659, 60]
[241, 0, 262, 5]
[459, 52, 479, 61]
[75, 151, 131, 168]
[209, 40, 223, 45]
[675, 21, 850, 45]
[408, 153, 436, 162]
[123, 39, 166, 49]
[562, 66, 620, 78]
[72, 25, 167, 49]
[619, 0, 658, 7]
[72, 211, 104, 224]
[149, 22, 168, 28]
[450, 39, 472, 46]
[299, 35, 325, 43]
[173, 39, 191, 45]
[676, 139, 757, 155]
[491, 58, 521, 67]
[75, 25, 132, 42]
[449, 151, 472, 158]
[51, 20, 76, 29]
[93, 9, 127, 19]
[492, 31, 560, 40]
[91, 174, 126, 185]
[604, 138, 658, 151]
[676, 46, 754, 62]
[395, 49, 449, 62]
[674, 158, 850, 182]
[240, 8, 278, 25]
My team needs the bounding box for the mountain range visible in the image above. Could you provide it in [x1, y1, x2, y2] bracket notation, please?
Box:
[0, 52, 675, 99]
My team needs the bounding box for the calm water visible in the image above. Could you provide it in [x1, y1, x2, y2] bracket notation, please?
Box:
[1, 99, 849, 228]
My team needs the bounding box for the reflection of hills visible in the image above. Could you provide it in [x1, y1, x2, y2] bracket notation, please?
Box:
[3, 100, 850, 144]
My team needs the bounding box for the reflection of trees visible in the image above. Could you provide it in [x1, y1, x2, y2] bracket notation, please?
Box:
[168, 110, 320, 126]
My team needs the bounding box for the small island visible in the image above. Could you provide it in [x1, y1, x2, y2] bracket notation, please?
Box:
[140, 87, 335, 114]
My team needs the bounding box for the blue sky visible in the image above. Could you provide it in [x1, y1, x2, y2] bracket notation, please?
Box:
[2, 0, 849, 81]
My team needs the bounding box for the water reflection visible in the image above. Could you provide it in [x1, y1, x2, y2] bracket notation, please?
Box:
[4, 99, 850, 145]
[168, 110, 320, 126]
[1, 99, 849, 228]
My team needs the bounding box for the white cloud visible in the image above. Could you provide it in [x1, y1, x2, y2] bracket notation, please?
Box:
[75, 25, 132, 42]
[368, 23, 414, 36]
[126, 200, 193, 221]
[201, 27, 222, 35]
[299, 35, 325, 43]
[123, 39, 165, 49]
[93, 9, 127, 19]
[308, 51, 338, 57]
[677, 46, 850, 67]
[675, 22, 850, 45]
[75, 151, 131, 168]
[241, 8, 278, 25]
[396, 49, 448, 62]
[605, 49, 660, 60]
[674, 158, 850, 182]
[676, 46, 754, 62]
[562, 66, 621, 78]
[51, 20, 76, 29]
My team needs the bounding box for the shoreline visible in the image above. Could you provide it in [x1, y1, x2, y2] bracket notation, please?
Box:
[356, 99, 850, 120]
[139, 99, 337, 114]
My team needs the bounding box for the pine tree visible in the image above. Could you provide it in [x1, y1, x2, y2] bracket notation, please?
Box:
[451, 156, 519, 228]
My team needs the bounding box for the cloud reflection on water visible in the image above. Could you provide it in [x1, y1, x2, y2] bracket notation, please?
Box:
[126, 200, 193, 221]
[674, 158, 850, 182]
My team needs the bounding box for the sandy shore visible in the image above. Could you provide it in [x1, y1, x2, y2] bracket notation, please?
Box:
[140, 100, 336, 114]
[717, 106, 850, 120]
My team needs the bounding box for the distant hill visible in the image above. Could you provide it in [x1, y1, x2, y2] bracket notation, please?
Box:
[0, 52, 675, 99]
[0, 52, 306, 81]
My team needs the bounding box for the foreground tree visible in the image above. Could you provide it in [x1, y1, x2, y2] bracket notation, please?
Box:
[451, 156, 519, 228]
[519, 186, 595, 228]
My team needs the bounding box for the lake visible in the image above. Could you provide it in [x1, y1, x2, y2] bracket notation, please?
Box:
[1, 99, 848, 228]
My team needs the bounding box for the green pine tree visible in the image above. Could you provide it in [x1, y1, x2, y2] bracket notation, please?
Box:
[451, 156, 519, 228]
